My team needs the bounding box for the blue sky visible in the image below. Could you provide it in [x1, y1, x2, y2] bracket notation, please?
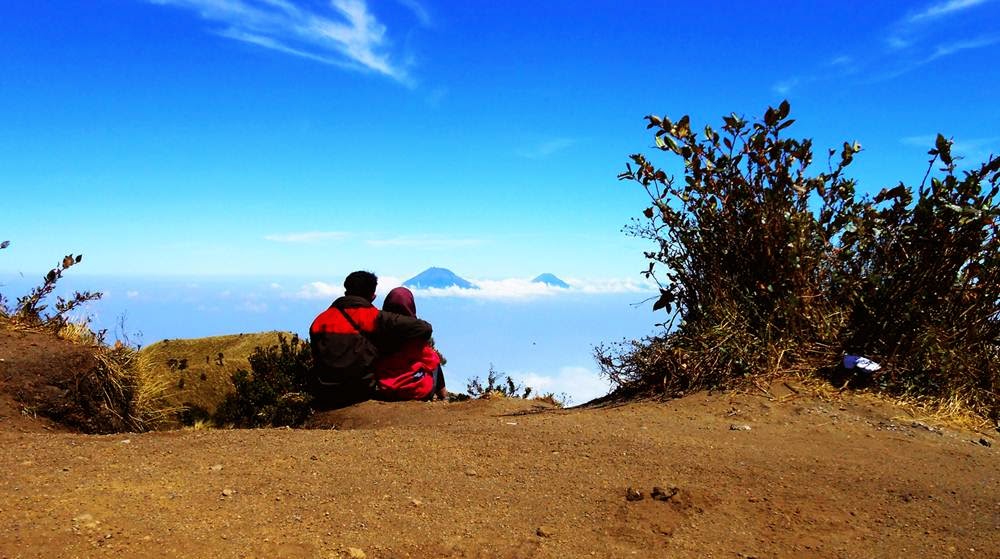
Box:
[2, 1, 998, 401]
[3, 0, 999, 286]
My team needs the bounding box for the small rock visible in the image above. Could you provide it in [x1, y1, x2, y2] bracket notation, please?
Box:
[310, 455, 319, 461]
[536, 526, 554, 538]
[651, 486, 679, 502]
[980, 438, 992, 447]
[72, 513, 99, 530]
[209, 464, 223, 471]
[464, 469, 478, 477]
[221, 488, 235, 497]
[347, 547, 367, 559]
[730, 424, 752, 431]
[625, 487, 643, 502]
[410, 499, 423, 507]
[910, 421, 942, 434]
[120, 439, 131, 444]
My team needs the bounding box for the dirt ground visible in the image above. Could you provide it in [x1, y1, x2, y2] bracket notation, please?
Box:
[0, 327, 101, 434]
[1, 329, 999, 558]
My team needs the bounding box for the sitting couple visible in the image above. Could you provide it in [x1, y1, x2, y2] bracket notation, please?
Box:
[308, 270, 447, 409]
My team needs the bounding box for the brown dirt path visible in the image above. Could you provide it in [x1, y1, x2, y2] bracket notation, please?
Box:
[2, 390, 998, 558]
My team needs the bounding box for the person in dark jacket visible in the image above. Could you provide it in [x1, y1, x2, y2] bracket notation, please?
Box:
[373, 287, 448, 401]
[309, 271, 432, 409]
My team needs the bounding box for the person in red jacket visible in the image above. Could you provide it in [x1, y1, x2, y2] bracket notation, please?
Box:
[309, 271, 432, 409]
[373, 286, 448, 401]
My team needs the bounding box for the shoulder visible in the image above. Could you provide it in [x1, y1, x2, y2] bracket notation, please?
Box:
[334, 295, 375, 309]
[311, 298, 378, 334]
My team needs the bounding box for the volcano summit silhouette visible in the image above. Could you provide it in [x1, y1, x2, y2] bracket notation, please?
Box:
[531, 273, 570, 288]
[403, 267, 476, 289]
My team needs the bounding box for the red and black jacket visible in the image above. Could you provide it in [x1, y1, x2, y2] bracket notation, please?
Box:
[309, 295, 432, 383]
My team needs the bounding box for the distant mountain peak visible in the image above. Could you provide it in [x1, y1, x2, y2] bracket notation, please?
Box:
[403, 267, 476, 289]
[532, 273, 569, 288]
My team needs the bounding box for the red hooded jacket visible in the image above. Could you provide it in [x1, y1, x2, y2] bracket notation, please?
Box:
[372, 287, 440, 400]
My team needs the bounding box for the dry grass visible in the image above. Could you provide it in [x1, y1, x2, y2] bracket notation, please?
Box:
[183, 419, 213, 431]
[91, 345, 182, 431]
[886, 394, 994, 433]
[140, 331, 292, 415]
[49, 320, 182, 431]
[762, 374, 995, 433]
[56, 321, 103, 346]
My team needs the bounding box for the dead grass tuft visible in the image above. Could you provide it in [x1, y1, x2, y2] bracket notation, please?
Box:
[90, 345, 182, 431]
[57, 320, 103, 346]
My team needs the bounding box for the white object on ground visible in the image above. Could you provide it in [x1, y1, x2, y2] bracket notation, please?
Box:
[843, 355, 882, 372]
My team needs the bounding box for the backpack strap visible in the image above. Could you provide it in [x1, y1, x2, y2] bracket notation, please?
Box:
[334, 304, 373, 340]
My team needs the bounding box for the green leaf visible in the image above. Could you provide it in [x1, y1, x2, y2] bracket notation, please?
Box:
[777, 100, 790, 120]
[874, 184, 908, 204]
[675, 115, 691, 138]
[652, 289, 675, 312]
[776, 119, 796, 132]
[935, 133, 953, 165]
[764, 107, 778, 126]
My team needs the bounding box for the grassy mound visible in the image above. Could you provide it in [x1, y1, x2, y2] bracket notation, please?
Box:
[140, 331, 292, 420]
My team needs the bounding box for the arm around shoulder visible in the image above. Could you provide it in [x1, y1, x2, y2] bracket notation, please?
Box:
[377, 311, 432, 342]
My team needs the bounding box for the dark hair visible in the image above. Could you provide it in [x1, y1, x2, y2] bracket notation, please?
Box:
[344, 270, 378, 298]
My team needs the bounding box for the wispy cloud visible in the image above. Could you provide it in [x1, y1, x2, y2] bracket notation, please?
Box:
[516, 138, 579, 160]
[236, 299, 269, 313]
[148, 0, 411, 82]
[395, 0, 431, 27]
[264, 231, 351, 243]
[906, 0, 992, 23]
[778, 0, 998, 92]
[900, 135, 939, 147]
[772, 56, 857, 95]
[366, 236, 483, 249]
[289, 276, 655, 301]
[888, 0, 995, 50]
[295, 281, 341, 299]
[292, 275, 405, 299]
[927, 34, 1000, 61]
[772, 77, 801, 96]
[867, 33, 1000, 82]
[518, 365, 612, 405]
